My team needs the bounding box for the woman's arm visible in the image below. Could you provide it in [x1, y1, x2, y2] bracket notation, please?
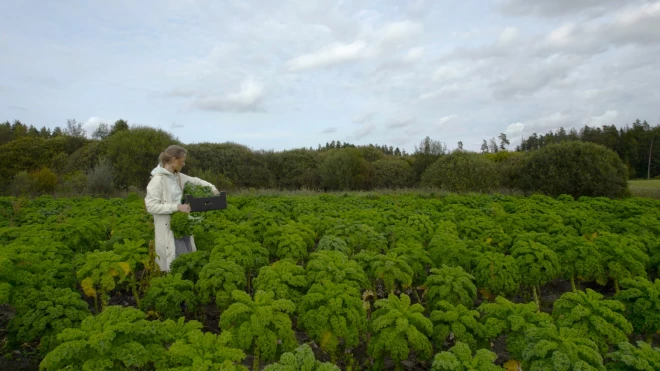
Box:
[145, 177, 179, 215]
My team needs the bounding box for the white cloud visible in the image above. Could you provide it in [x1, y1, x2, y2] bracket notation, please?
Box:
[387, 117, 415, 129]
[353, 111, 376, 124]
[436, 114, 457, 127]
[404, 47, 424, 62]
[585, 110, 619, 127]
[287, 41, 369, 71]
[498, 27, 518, 46]
[287, 20, 422, 72]
[193, 78, 265, 112]
[499, 0, 634, 18]
[351, 123, 377, 140]
[321, 127, 337, 134]
[84, 116, 109, 136]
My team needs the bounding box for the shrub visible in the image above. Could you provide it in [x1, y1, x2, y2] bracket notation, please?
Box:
[421, 151, 499, 192]
[372, 157, 415, 189]
[318, 148, 373, 190]
[518, 141, 628, 198]
[85, 158, 114, 196]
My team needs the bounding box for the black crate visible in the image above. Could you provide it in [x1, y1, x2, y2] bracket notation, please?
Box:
[185, 192, 227, 212]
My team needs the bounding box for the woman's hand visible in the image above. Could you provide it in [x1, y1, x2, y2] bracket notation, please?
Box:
[177, 204, 191, 213]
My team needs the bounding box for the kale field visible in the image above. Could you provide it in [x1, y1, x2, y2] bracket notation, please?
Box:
[1, 192, 659, 370]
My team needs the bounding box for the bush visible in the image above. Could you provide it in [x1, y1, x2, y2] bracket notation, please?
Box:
[421, 151, 499, 192]
[496, 151, 531, 190]
[318, 148, 373, 191]
[519, 141, 628, 198]
[186, 168, 234, 190]
[57, 171, 88, 195]
[30, 168, 58, 195]
[103, 126, 179, 189]
[372, 157, 415, 189]
[10, 171, 34, 197]
[86, 158, 114, 196]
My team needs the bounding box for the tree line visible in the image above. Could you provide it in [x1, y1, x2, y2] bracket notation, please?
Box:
[0, 118, 657, 199]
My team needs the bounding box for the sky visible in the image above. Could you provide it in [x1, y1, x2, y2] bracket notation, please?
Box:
[1, 0, 659, 153]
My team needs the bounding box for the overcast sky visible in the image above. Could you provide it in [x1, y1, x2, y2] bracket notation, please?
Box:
[1, 0, 659, 152]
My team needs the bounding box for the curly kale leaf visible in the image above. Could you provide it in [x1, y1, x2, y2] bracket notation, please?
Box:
[76, 250, 130, 312]
[368, 293, 433, 369]
[431, 342, 502, 371]
[195, 259, 246, 310]
[473, 252, 520, 299]
[425, 265, 477, 309]
[605, 341, 660, 371]
[522, 325, 605, 371]
[262, 344, 340, 371]
[263, 222, 315, 262]
[478, 296, 553, 360]
[305, 250, 368, 291]
[430, 301, 484, 350]
[252, 259, 308, 303]
[613, 277, 660, 341]
[219, 290, 297, 368]
[552, 288, 633, 355]
[39, 306, 201, 371]
[7, 286, 91, 352]
[182, 182, 215, 201]
[390, 239, 432, 286]
[368, 250, 414, 295]
[156, 330, 248, 371]
[428, 232, 474, 272]
[315, 235, 351, 255]
[170, 212, 203, 239]
[140, 273, 197, 320]
[170, 250, 210, 283]
[297, 280, 367, 360]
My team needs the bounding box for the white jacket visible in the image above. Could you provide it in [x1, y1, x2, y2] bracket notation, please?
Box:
[144, 165, 217, 272]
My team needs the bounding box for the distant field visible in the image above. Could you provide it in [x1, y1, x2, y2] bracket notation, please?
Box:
[629, 179, 660, 199]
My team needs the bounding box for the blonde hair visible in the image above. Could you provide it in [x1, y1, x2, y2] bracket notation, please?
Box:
[159, 145, 187, 166]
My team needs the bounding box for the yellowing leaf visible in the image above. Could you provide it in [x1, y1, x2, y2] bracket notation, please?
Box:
[81, 277, 96, 297]
[118, 262, 131, 276]
[320, 331, 333, 349]
[504, 360, 521, 371]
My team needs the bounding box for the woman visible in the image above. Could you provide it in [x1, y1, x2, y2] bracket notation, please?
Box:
[144, 145, 219, 272]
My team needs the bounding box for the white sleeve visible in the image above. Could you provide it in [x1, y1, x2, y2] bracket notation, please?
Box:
[145, 177, 179, 215]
